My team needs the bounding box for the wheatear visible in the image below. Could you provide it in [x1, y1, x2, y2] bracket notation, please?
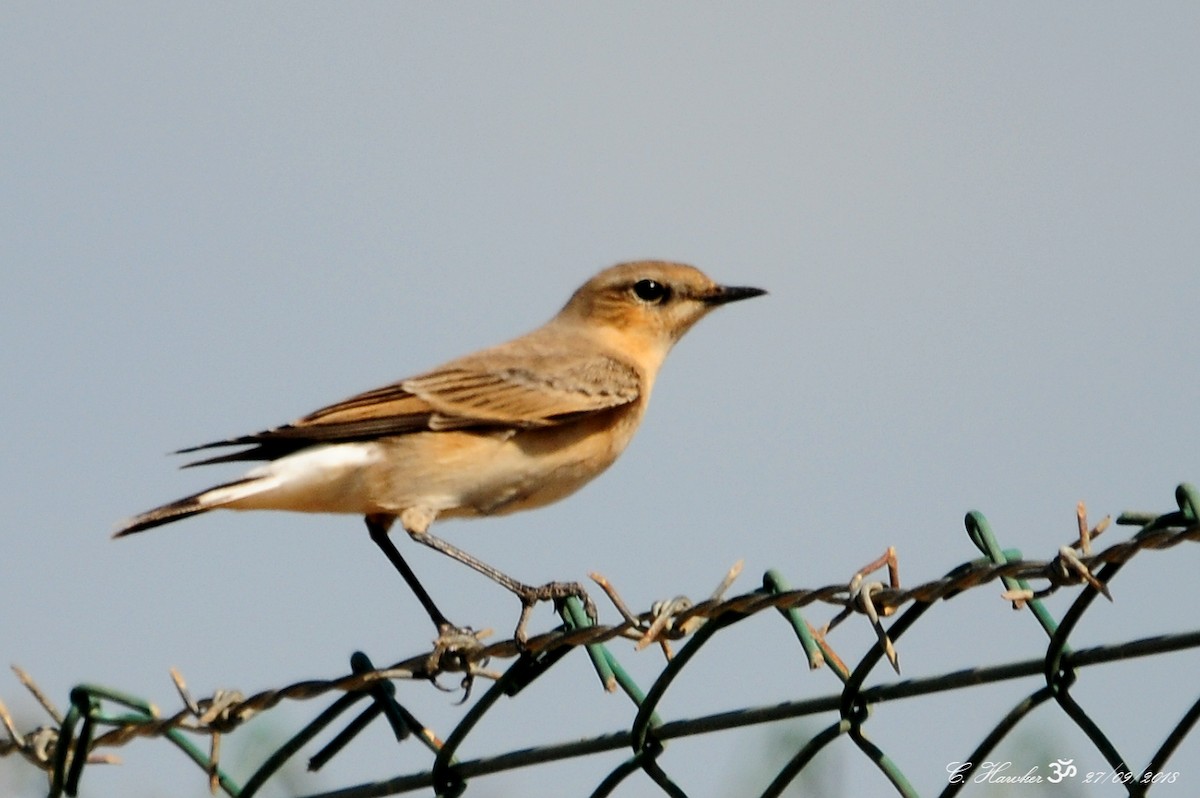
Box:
[116, 261, 765, 641]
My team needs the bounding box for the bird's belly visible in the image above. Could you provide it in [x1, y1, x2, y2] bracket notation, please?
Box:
[371, 409, 640, 519]
[467, 446, 611, 516]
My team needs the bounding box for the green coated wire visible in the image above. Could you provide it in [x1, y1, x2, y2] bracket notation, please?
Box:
[297, 628, 1200, 797]
[968, 508, 1135, 783]
[563, 598, 617, 691]
[938, 686, 1055, 798]
[758, 719, 847, 798]
[629, 603, 747, 753]
[1142, 691, 1200, 781]
[964, 511, 1060, 639]
[48, 701, 79, 798]
[763, 570, 838, 676]
[63, 692, 95, 796]
[638, 744, 688, 798]
[92, 710, 243, 795]
[589, 751, 645, 798]
[847, 724, 919, 798]
[431, 636, 576, 796]
[16, 485, 1200, 798]
[561, 597, 659, 721]
[241, 692, 367, 797]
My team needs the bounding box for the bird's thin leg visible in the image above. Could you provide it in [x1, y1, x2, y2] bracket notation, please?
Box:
[365, 514, 456, 633]
[406, 526, 597, 643]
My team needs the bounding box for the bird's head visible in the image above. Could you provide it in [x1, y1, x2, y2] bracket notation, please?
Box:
[557, 261, 765, 360]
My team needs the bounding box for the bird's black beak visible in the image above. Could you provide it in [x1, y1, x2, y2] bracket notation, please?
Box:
[704, 284, 767, 306]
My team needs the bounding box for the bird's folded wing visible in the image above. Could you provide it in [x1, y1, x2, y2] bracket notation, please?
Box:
[179, 350, 641, 465]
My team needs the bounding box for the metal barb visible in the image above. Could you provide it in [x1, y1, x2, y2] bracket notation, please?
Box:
[4, 489, 1200, 796]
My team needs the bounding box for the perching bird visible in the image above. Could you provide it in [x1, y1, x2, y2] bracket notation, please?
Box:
[115, 260, 765, 641]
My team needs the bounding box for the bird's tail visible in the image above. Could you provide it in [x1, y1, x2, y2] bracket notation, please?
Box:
[113, 476, 273, 537]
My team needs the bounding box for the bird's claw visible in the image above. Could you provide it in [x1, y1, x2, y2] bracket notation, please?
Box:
[513, 580, 597, 644]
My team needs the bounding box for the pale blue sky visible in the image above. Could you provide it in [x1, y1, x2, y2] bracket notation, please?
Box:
[3, 5, 1199, 797]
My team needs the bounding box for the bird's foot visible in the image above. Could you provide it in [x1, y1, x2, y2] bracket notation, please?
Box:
[513, 580, 598, 645]
[427, 623, 489, 673]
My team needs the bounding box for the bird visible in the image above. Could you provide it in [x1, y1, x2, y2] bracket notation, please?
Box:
[115, 260, 766, 642]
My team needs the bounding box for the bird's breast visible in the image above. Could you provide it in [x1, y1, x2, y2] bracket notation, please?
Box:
[367, 402, 647, 519]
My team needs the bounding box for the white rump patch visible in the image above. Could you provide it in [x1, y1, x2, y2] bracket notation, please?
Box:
[221, 443, 382, 514]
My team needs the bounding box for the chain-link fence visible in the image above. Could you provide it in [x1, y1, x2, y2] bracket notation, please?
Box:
[4, 483, 1199, 797]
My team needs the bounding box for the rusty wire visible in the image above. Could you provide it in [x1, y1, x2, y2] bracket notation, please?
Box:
[3, 483, 1199, 797]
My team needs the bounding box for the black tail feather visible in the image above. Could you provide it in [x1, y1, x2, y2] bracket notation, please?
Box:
[113, 476, 263, 537]
[113, 498, 211, 537]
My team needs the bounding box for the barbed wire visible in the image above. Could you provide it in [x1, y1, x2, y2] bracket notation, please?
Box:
[3, 483, 1198, 797]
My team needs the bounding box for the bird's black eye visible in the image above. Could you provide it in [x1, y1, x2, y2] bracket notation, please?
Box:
[632, 279, 669, 303]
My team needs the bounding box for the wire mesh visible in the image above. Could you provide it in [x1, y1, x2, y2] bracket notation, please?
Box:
[4, 483, 1199, 797]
